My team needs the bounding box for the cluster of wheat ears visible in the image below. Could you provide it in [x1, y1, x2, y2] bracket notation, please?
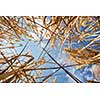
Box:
[0, 16, 100, 83]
